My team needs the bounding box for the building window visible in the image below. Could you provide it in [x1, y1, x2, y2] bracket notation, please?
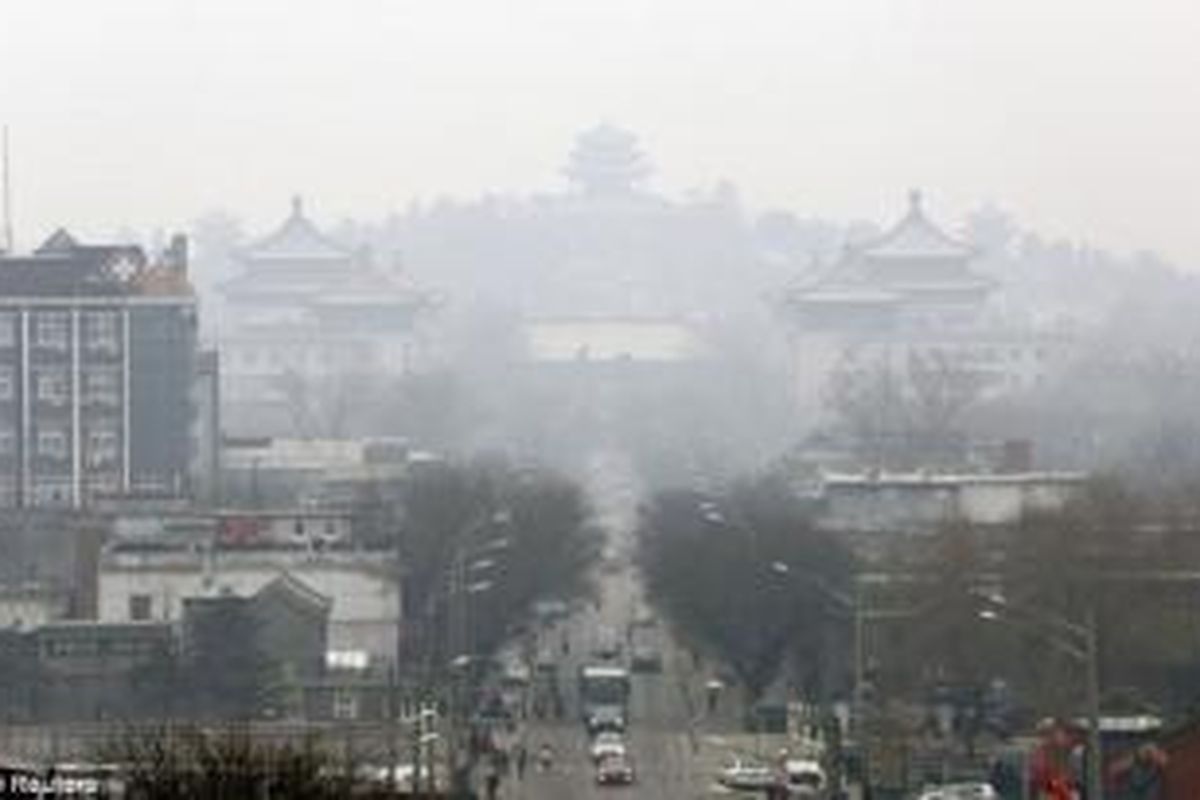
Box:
[0, 313, 15, 348]
[84, 369, 120, 406]
[32, 477, 70, 506]
[36, 370, 68, 405]
[0, 429, 14, 458]
[86, 429, 118, 467]
[37, 430, 67, 459]
[332, 689, 359, 721]
[35, 313, 69, 350]
[84, 311, 120, 353]
[129, 594, 152, 621]
[0, 366, 13, 401]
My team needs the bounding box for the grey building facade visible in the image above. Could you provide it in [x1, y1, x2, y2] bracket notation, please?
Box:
[0, 229, 198, 507]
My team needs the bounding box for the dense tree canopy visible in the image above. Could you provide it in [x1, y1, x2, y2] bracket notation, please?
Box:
[638, 475, 856, 700]
[395, 457, 599, 672]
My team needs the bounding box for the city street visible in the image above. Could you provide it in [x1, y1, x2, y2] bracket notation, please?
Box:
[482, 450, 745, 799]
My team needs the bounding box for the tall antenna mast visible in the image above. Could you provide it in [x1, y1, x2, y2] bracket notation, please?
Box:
[1, 126, 12, 253]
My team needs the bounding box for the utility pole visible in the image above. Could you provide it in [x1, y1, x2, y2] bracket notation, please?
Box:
[2, 125, 13, 253]
[386, 665, 398, 795]
[1084, 606, 1103, 800]
[410, 706, 423, 800]
[852, 576, 866, 734]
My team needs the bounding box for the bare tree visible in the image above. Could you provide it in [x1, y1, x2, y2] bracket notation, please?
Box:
[825, 347, 989, 470]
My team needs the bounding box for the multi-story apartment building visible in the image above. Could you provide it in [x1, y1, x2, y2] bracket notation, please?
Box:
[0, 229, 198, 507]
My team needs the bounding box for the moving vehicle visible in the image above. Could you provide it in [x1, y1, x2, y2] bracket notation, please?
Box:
[500, 658, 531, 687]
[629, 623, 663, 672]
[595, 753, 636, 786]
[579, 664, 631, 728]
[590, 732, 627, 763]
[586, 703, 626, 735]
[630, 644, 662, 673]
[534, 599, 570, 623]
[915, 783, 999, 800]
[592, 625, 623, 659]
[717, 757, 777, 791]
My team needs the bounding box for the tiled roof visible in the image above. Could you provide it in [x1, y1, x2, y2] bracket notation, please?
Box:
[243, 196, 350, 262]
[856, 190, 974, 260]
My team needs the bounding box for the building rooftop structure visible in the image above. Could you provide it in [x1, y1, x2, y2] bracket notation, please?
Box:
[782, 190, 994, 329]
[218, 198, 436, 438]
[221, 196, 426, 321]
[242, 196, 350, 263]
[0, 230, 201, 508]
[0, 229, 192, 299]
[563, 123, 652, 197]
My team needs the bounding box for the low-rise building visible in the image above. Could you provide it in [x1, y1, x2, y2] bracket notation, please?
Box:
[815, 470, 1086, 533]
[99, 544, 400, 665]
[219, 435, 429, 507]
[182, 573, 330, 719]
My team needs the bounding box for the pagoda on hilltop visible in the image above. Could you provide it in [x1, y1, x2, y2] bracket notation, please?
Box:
[563, 124, 652, 197]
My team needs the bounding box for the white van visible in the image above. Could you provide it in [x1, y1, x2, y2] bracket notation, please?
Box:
[784, 759, 827, 797]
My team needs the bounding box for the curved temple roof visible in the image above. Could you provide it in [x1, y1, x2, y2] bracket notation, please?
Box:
[855, 190, 975, 261]
[243, 196, 351, 262]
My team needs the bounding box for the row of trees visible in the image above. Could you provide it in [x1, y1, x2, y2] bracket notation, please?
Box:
[887, 477, 1200, 720]
[637, 474, 856, 700]
[639, 471, 1200, 723]
[104, 726, 386, 800]
[381, 457, 601, 674]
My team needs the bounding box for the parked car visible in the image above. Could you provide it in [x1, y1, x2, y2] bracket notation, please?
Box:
[595, 753, 636, 786]
[590, 732, 627, 763]
[717, 757, 777, 791]
[783, 758, 827, 797]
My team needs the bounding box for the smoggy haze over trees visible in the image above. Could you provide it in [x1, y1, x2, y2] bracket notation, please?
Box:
[187, 125, 1200, 490]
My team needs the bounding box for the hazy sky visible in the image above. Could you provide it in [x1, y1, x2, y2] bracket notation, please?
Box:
[3, 0, 1198, 265]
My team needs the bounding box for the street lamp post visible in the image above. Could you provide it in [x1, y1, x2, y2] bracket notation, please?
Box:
[443, 512, 511, 795]
[769, 561, 863, 723]
[979, 598, 1103, 800]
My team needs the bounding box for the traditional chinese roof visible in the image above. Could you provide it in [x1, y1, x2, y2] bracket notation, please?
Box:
[243, 196, 351, 262]
[856, 190, 974, 261]
[781, 191, 991, 314]
[256, 571, 333, 616]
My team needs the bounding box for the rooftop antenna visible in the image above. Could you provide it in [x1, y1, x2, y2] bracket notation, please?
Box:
[2, 125, 12, 253]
